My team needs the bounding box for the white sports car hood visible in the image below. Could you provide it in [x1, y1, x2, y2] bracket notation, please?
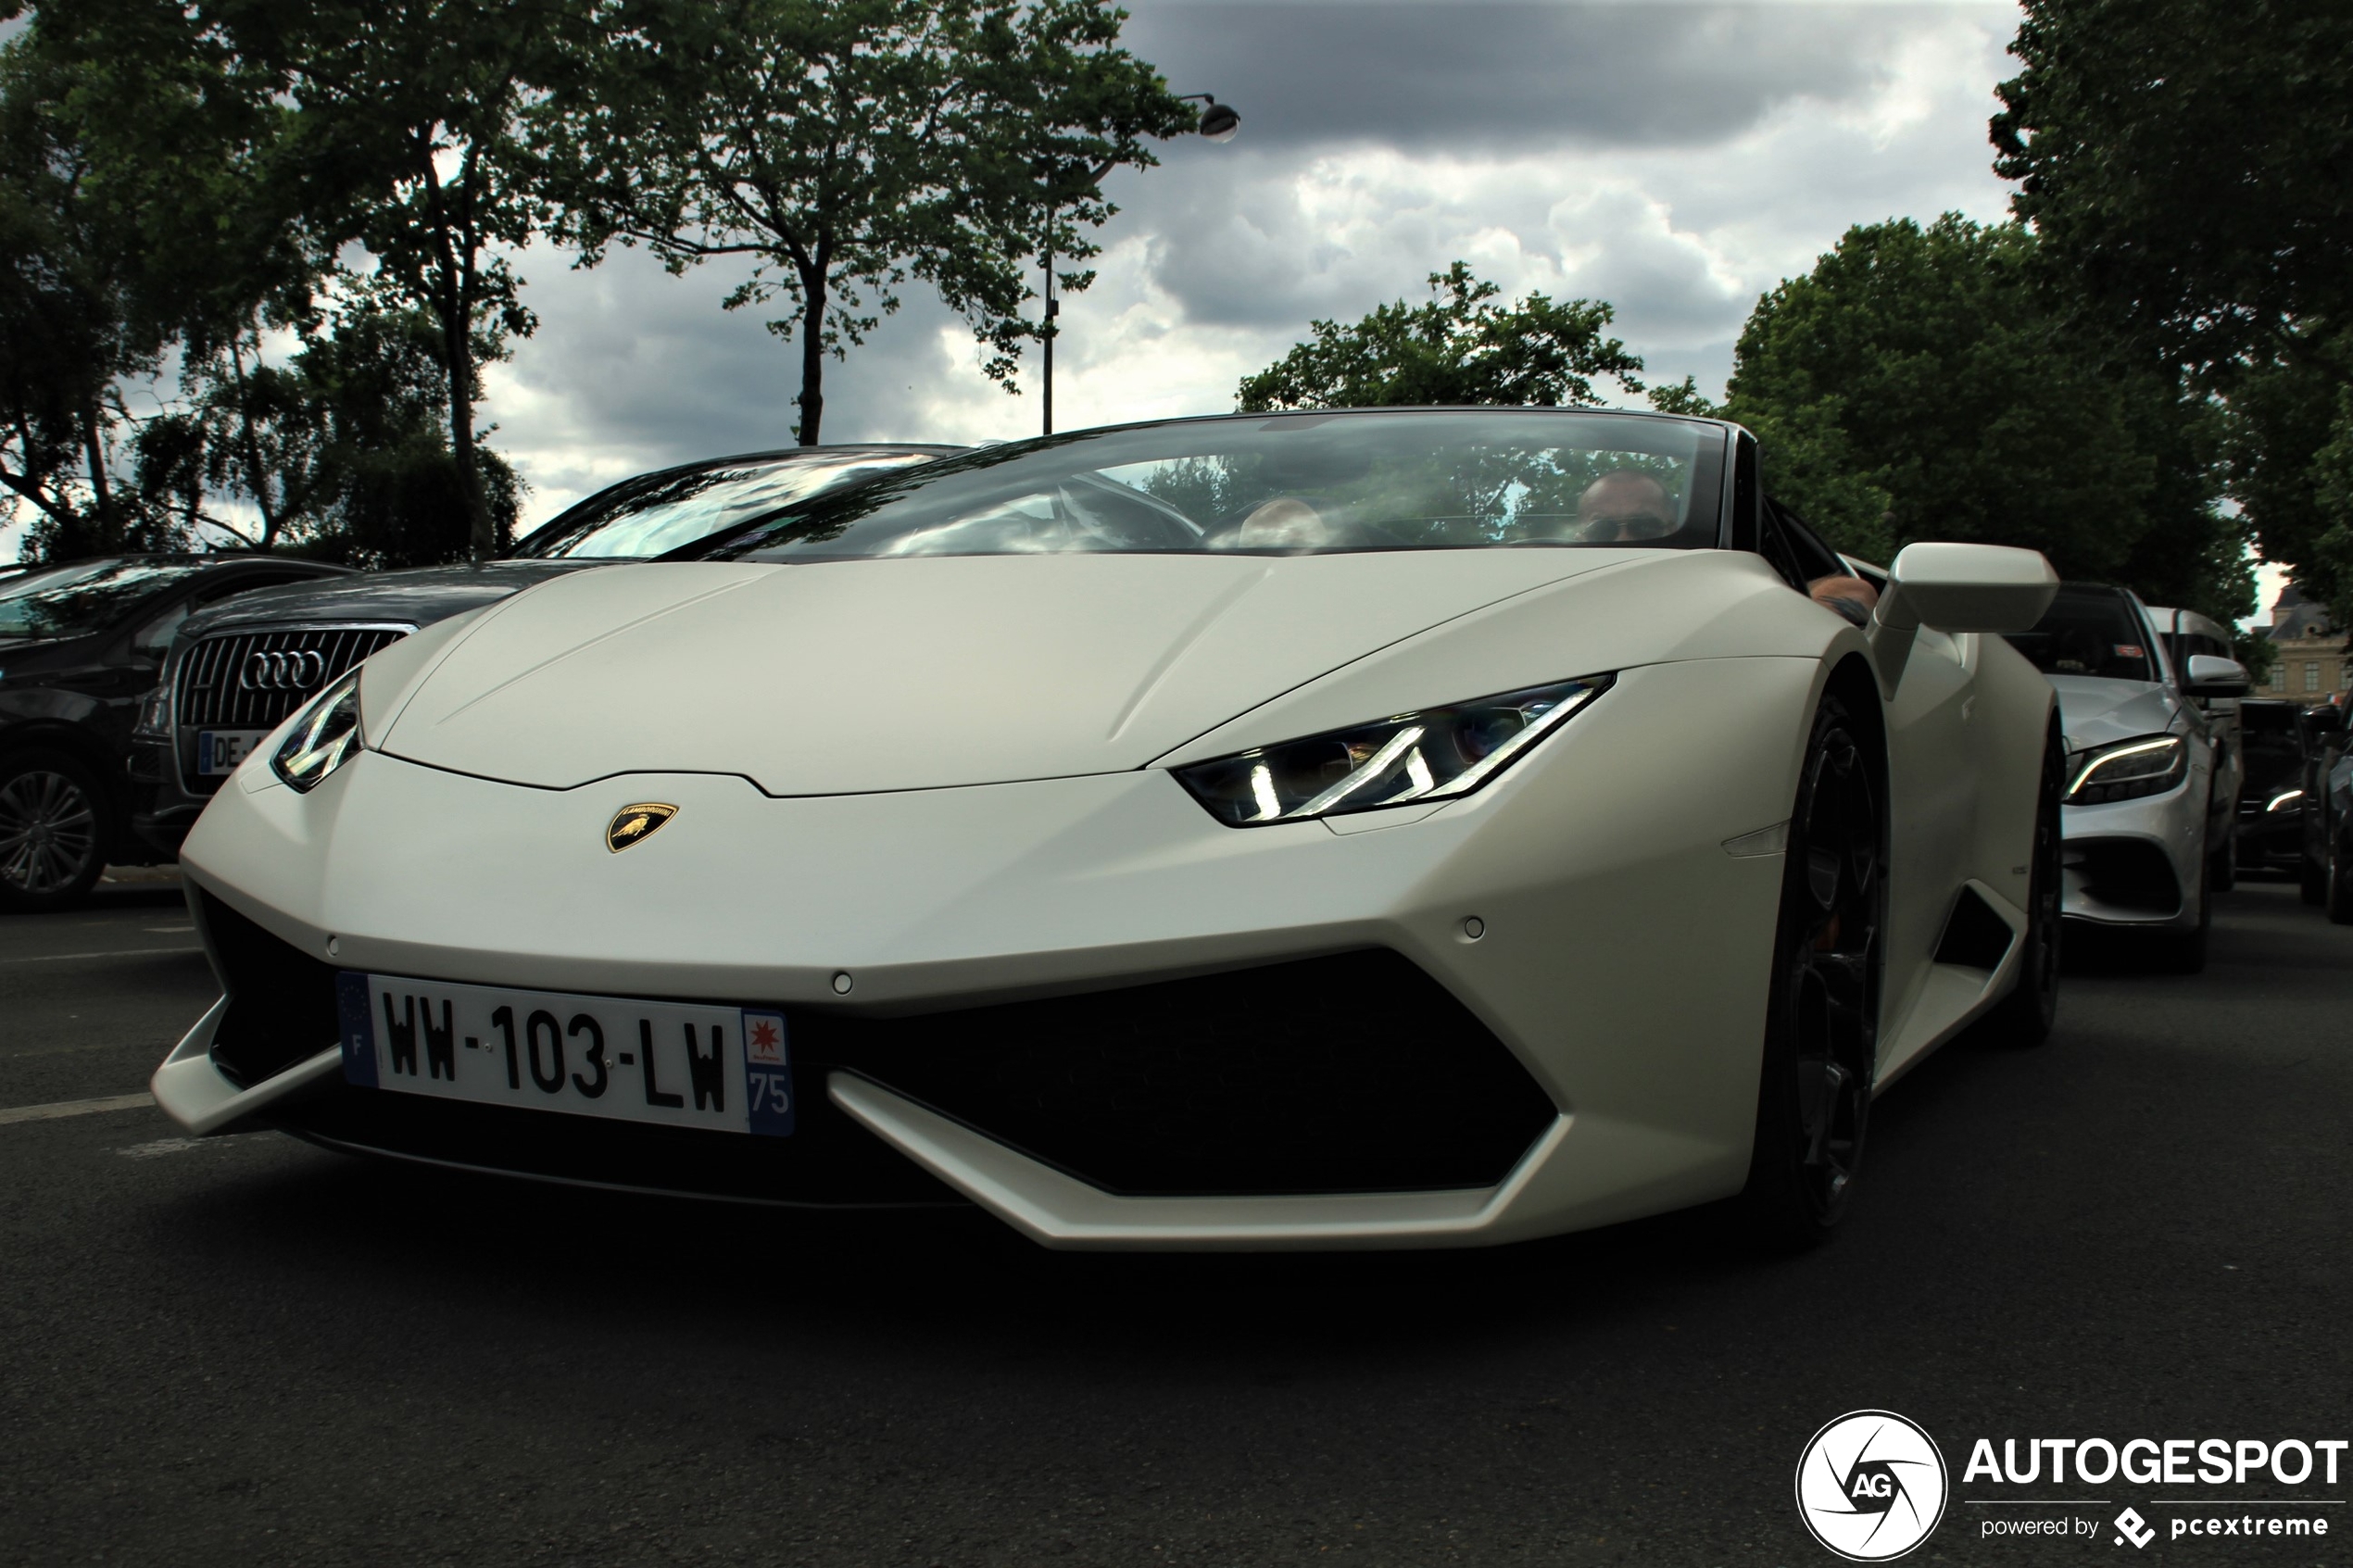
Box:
[366, 552, 1638, 794]
[2047, 674, 2182, 754]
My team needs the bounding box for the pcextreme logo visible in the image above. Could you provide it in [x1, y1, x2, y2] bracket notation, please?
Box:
[1795, 1410, 1951, 1562]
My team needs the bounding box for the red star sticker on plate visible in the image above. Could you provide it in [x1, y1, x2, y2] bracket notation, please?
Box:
[750, 1020, 780, 1050]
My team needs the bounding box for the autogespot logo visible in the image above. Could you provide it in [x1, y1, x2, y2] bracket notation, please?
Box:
[1796, 1411, 1950, 1562]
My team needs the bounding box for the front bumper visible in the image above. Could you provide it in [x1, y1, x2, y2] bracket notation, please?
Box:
[158, 657, 1813, 1248]
[2059, 776, 2207, 929]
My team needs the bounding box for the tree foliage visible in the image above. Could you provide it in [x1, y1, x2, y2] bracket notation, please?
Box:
[1994, 0, 2353, 626]
[1720, 215, 2249, 623]
[536, 0, 1194, 444]
[1237, 263, 1644, 413]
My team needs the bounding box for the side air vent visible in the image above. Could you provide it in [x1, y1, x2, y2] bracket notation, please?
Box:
[1933, 885, 2018, 972]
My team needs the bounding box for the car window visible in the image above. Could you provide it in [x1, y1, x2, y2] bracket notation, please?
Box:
[2003, 584, 2157, 682]
[0, 558, 214, 640]
[511, 450, 950, 560]
[691, 410, 1726, 562]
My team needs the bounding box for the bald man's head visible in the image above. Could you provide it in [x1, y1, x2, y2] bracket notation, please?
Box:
[1576, 472, 1677, 542]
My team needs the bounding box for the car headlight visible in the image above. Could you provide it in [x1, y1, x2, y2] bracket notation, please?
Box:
[2065, 734, 2187, 805]
[132, 678, 173, 741]
[1173, 674, 1612, 826]
[271, 669, 366, 793]
[2268, 787, 2306, 813]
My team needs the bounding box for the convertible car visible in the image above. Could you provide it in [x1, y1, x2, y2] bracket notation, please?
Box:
[153, 408, 2060, 1250]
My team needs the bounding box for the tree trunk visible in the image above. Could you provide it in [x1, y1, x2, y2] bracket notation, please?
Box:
[82, 406, 114, 556]
[230, 339, 281, 550]
[796, 264, 827, 445]
[447, 314, 495, 564]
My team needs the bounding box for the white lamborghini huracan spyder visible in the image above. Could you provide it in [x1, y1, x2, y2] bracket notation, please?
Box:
[154, 408, 2062, 1250]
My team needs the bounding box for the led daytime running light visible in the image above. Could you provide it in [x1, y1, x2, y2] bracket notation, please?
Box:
[1174, 674, 1611, 827]
[2064, 734, 2186, 805]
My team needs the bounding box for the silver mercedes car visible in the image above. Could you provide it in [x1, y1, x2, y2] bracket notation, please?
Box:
[2003, 583, 2248, 971]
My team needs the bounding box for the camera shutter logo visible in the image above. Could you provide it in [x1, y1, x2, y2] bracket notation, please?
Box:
[242, 648, 326, 692]
[1794, 1410, 1948, 1561]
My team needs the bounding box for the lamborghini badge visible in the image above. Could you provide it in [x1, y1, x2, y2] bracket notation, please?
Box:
[605, 803, 678, 852]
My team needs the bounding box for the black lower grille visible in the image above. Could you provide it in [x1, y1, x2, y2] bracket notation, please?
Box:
[2063, 837, 2182, 917]
[194, 888, 342, 1086]
[803, 950, 1558, 1197]
[195, 911, 1556, 1199]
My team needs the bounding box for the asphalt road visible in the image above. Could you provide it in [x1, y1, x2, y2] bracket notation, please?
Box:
[2, 876, 2347, 1567]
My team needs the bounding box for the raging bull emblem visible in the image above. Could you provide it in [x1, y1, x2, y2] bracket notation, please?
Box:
[605, 803, 679, 853]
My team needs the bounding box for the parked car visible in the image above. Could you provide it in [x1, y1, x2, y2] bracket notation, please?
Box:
[2296, 700, 2353, 912]
[2235, 698, 2311, 871]
[128, 445, 957, 858]
[155, 407, 2065, 1251]
[2002, 582, 2248, 971]
[2145, 604, 2245, 887]
[0, 553, 352, 910]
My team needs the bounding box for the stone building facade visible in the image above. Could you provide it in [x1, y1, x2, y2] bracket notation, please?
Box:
[2266, 584, 2347, 699]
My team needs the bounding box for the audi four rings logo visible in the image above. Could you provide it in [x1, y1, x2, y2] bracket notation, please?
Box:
[242, 649, 326, 691]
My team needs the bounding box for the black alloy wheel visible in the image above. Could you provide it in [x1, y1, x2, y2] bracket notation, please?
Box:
[1738, 696, 1886, 1249]
[1984, 721, 2063, 1045]
[0, 750, 107, 913]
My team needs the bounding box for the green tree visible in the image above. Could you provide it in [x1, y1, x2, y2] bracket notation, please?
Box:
[1237, 262, 1645, 413]
[537, 0, 1193, 445]
[1993, 0, 2353, 623]
[1719, 215, 2249, 623]
[0, 23, 170, 557]
[208, 0, 590, 562]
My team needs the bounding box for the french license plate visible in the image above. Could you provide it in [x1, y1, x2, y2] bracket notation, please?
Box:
[335, 972, 794, 1136]
[196, 729, 270, 775]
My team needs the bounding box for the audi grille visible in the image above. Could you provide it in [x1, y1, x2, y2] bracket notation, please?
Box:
[171, 625, 412, 796]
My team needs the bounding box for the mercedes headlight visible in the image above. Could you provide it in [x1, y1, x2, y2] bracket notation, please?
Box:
[271, 669, 365, 792]
[1173, 674, 1612, 827]
[2065, 734, 2186, 805]
[2268, 787, 2306, 813]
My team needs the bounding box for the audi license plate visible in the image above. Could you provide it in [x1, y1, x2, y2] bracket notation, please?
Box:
[196, 729, 271, 775]
[335, 972, 794, 1135]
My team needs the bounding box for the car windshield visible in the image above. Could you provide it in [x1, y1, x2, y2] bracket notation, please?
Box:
[2003, 585, 2156, 683]
[511, 448, 953, 560]
[0, 558, 211, 640]
[684, 409, 1726, 563]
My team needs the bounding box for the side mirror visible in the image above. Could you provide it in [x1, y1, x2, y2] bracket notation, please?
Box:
[1869, 542, 2059, 696]
[2183, 653, 2251, 698]
[2304, 705, 2346, 737]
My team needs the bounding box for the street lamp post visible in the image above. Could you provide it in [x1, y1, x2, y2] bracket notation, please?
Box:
[1038, 94, 1239, 436]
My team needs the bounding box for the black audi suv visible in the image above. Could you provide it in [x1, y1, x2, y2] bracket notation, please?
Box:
[1, 553, 353, 910]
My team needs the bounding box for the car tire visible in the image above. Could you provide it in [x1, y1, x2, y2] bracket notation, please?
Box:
[0, 749, 109, 914]
[1984, 721, 2063, 1046]
[2159, 861, 2210, 974]
[2327, 833, 2353, 926]
[1736, 695, 1885, 1250]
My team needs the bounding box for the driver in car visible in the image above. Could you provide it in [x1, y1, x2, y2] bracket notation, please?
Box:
[1575, 471, 1880, 624]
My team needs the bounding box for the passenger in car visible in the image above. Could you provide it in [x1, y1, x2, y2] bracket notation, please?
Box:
[1574, 471, 1880, 624]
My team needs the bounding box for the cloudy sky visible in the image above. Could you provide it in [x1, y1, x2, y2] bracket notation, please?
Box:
[488, 0, 2028, 526]
[4, 1, 2033, 561]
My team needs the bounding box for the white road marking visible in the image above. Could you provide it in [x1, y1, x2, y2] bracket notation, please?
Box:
[117, 1137, 204, 1159]
[0, 1092, 155, 1125]
[0, 947, 203, 965]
